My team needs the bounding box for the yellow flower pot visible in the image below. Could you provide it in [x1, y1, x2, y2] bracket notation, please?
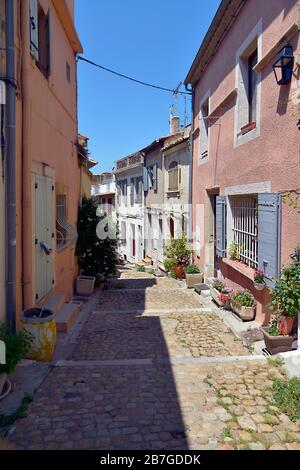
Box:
[21, 309, 56, 362]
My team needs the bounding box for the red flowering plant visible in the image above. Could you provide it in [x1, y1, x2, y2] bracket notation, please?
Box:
[218, 287, 233, 307]
[254, 270, 265, 284]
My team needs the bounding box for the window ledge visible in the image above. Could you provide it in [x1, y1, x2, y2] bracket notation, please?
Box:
[222, 257, 256, 281]
[166, 190, 180, 197]
[239, 121, 256, 136]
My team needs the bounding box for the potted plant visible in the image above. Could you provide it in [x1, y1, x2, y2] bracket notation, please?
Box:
[231, 289, 256, 321]
[210, 279, 232, 308]
[0, 324, 32, 400]
[261, 317, 295, 355]
[164, 234, 191, 279]
[184, 264, 203, 288]
[267, 258, 300, 336]
[253, 270, 266, 290]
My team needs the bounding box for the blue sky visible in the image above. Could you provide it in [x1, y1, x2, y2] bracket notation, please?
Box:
[75, 0, 221, 173]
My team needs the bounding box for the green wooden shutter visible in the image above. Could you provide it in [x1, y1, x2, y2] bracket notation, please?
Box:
[30, 0, 39, 61]
[216, 196, 227, 258]
[35, 175, 54, 301]
[258, 193, 281, 287]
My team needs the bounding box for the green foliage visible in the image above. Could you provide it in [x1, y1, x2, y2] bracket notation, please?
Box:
[269, 258, 300, 318]
[164, 233, 191, 265]
[266, 318, 281, 336]
[0, 324, 32, 375]
[164, 258, 176, 272]
[184, 264, 200, 274]
[229, 242, 241, 261]
[231, 289, 256, 307]
[0, 394, 33, 429]
[76, 197, 119, 283]
[272, 377, 300, 423]
[149, 269, 156, 275]
[170, 269, 177, 279]
[137, 265, 146, 272]
[254, 270, 265, 283]
[212, 280, 225, 292]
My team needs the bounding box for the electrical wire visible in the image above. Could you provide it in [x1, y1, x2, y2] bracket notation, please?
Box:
[77, 56, 192, 96]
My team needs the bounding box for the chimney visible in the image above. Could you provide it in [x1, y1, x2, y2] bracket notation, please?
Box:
[170, 115, 180, 134]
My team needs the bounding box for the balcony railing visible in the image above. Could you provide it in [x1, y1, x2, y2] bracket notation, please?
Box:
[91, 182, 116, 196]
[116, 152, 144, 171]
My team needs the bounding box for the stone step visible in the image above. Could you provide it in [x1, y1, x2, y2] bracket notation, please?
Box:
[55, 302, 81, 333]
[43, 295, 65, 316]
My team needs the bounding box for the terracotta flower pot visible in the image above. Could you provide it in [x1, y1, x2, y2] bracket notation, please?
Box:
[261, 327, 295, 355]
[173, 263, 186, 279]
[278, 316, 295, 336]
[231, 301, 256, 321]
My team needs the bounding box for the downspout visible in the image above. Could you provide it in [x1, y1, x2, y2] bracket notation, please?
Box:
[21, 0, 32, 309]
[187, 86, 194, 249]
[5, 0, 16, 331]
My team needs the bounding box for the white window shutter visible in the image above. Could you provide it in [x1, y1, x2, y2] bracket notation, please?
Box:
[30, 0, 39, 61]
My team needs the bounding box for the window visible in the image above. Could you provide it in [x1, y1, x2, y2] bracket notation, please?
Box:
[231, 195, 258, 269]
[30, 0, 51, 78]
[235, 23, 262, 146]
[168, 161, 179, 191]
[56, 195, 77, 250]
[200, 98, 209, 159]
[117, 180, 127, 206]
[66, 61, 71, 83]
[248, 49, 258, 123]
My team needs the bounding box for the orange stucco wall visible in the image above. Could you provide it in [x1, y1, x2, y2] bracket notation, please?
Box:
[191, 0, 300, 324]
[13, 0, 81, 323]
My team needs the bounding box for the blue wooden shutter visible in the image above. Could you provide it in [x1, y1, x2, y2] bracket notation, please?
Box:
[30, 0, 39, 61]
[143, 166, 148, 191]
[153, 163, 158, 191]
[258, 193, 281, 287]
[216, 196, 227, 258]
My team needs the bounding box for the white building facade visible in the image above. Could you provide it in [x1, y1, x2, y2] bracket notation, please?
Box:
[115, 152, 144, 263]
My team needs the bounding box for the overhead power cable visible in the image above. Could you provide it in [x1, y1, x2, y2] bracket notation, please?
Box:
[77, 56, 192, 96]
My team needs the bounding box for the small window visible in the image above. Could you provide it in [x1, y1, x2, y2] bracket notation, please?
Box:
[56, 194, 77, 250]
[30, 1, 51, 78]
[248, 49, 258, 123]
[66, 61, 71, 83]
[199, 98, 209, 160]
[168, 162, 179, 191]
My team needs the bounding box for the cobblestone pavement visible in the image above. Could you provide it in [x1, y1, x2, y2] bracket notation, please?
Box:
[8, 270, 300, 450]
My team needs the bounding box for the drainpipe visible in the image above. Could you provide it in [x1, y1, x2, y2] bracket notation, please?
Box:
[21, 0, 33, 310]
[5, 0, 16, 331]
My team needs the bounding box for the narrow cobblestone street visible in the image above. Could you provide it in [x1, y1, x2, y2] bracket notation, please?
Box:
[8, 269, 300, 450]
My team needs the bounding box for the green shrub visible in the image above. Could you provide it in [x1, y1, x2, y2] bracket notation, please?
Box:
[184, 264, 200, 274]
[164, 258, 176, 272]
[272, 377, 300, 422]
[0, 324, 32, 375]
[231, 289, 256, 307]
[229, 242, 241, 261]
[170, 269, 177, 279]
[269, 260, 300, 318]
[137, 265, 146, 272]
[76, 197, 119, 283]
[164, 233, 191, 264]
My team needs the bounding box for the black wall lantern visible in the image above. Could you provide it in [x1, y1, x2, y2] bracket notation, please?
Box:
[273, 43, 294, 85]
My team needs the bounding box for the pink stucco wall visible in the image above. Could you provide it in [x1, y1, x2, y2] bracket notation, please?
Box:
[14, 0, 81, 321]
[191, 0, 300, 324]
